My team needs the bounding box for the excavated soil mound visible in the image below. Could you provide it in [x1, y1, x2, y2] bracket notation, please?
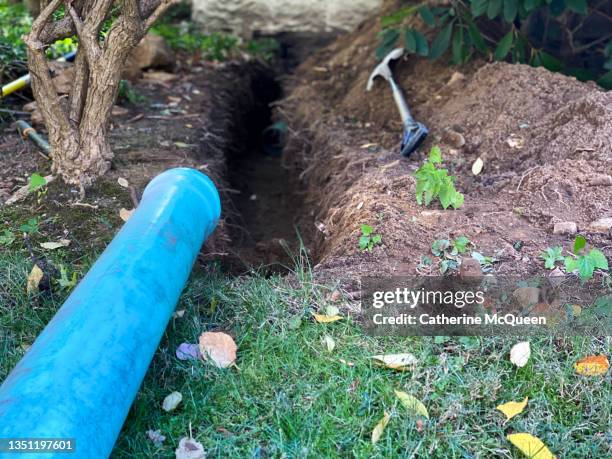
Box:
[282, 2, 611, 281]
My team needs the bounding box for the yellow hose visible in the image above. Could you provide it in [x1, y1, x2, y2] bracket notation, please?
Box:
[1, 74, 31, 98]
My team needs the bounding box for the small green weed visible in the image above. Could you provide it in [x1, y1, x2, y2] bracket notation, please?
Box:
[564, 235, 608, 281]
[471, 251, 497, 272]
[414, 146, 464, 209]
[0, 229, 15, 246]
[541, 246, 564, 269]
[431, 235, 471, 273]
[359, 224, 382, 252]
[18, 218, 39, 234]
[118, 80, 147, 105]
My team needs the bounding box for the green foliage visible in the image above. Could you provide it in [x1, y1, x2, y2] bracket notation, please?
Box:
[0, 229, 15, 246]
[358, 224, 382, 252]
[0, 2, 30, 80]
[28, 173, 47, 192]
[118, 80, 147, 105]
[541, 246, 564, 269]
[414, 146, 464, 210]
[377, 0, 611, 88]
[19, 218, 39, 234]
[471, 251, 497, 272]
[152, 20, 278, 61]
[564, 235, 608, 281]
[431, 236, 471, 273]
[57, 265, 78, 290]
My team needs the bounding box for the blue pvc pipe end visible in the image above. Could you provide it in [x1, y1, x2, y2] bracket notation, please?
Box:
[0, 168, 220, 458]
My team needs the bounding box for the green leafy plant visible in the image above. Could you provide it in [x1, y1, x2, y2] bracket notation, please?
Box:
[118, 80, 147, 105]
[377, 0, 612, 89]
[359, 224, 382, 252]
[0, 229, 15, 246]
[431, 235, 471, 273]
[57, 265, 78, 290]
[564, 235, 608, 281]
[19, 218, 39, 234]
[471, 251, 497, 271]
[414, 146, 464, 209]
[541, 246, 564, 269]
[28, 173, 47, 192]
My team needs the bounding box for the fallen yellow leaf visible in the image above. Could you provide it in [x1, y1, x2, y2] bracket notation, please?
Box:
[313, 314, 342, 323]
[372, 353, 417, 371]
[507, 433, 555, 458]
[26, 264, 44, 294]
[394, 390, 429, 419]
[371, 411, 391, 445]
[575, 355, 609, 376]
[496, 397, 528, 421]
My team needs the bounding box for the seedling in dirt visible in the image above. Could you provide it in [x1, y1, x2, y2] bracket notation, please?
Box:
[564, 235, 608, 281]
[0, 230, 15, 246]
[359, 224, 382, 252]
[414, 146, 464, 210]
[431, 236, 471, 273]
[541, 246, 564, 269]
[471, 251, 497, 272]
[28, 173, 47, 201]
[19, 218, 39, 234]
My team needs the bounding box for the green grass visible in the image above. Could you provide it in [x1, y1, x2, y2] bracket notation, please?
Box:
[0, 250, 610, 458]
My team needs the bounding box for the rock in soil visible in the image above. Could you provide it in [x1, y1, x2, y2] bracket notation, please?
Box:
[586, 217, 612, 234]
[553, 221, 577, 235]
[123, 34, 175, 81]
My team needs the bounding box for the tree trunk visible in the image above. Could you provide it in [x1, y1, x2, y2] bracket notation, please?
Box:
[25, 0, 178, 191]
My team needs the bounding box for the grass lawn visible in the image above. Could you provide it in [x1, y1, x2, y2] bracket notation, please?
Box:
[1, 252, 610, 458]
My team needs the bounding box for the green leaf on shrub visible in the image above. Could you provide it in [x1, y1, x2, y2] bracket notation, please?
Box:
[597, 71, 612, 90]
[419, 6, 436, 27]
[540, 51, 564, 71]
[487, 0, 502, 19]
[452, 28, 465, 64]
[429, 22, 454, 60]
[471, 0, 488, 16]
[376, 29, 400, 59]
[413, 30, 429, 56]
[467, 23, 488, 53]
[524, 0, 542, 12]
[503, 0, 518, 22]
[566, 0, 587, 14]
[494, 31, 514, 60]
[404, 29, 417, 53]
[549, 0, 567, 16]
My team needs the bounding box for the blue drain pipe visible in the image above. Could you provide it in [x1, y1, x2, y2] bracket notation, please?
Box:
[0, 168, 221, 458]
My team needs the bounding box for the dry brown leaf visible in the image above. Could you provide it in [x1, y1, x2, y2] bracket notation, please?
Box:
[496, 397, 528, 421]
[175, 437, 205, 459]
[394, 390, 429, 418]
[198, 332, 237, 368]
[575, 355, 609, 376]
[26, 264, 44, 294]
[371, 411, 391, 444]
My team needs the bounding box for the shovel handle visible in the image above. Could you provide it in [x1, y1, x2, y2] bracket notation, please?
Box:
[389, 77, 413, 124]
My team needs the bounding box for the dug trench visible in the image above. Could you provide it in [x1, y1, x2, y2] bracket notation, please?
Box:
[1, 15, 610, 288]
